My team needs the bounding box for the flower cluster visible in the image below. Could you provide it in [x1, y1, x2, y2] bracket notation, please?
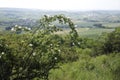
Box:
[11, 25, 31, 32]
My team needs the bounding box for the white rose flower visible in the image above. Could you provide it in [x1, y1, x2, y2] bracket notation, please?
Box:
[78, 42, 80, 45]
[58, 49, 61, 52]
[29, 44, 33, 47]
[74, 25, 77, 28]
[28, 28, 31, 31]
[33, 52, 36, 56]
[1, 52, 5, 55]
[18, 26, 22, 29]
[11, 28, 16, 31]
[54, 57, 57, 60]
[15, 25, 18, 27]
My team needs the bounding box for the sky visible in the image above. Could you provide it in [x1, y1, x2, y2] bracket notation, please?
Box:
[0, 0, 120, 11]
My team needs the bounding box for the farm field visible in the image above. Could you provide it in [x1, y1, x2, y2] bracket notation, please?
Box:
[55, 28, 114, 39]
[77, 28, 114, 38]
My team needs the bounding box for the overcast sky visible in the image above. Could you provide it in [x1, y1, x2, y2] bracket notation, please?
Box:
[0, 0, 120, 11]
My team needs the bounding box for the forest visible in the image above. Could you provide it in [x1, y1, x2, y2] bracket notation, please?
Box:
[0, 8, 120, 80]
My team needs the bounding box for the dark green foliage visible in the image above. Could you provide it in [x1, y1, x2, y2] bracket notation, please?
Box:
[0, 38, 13, 80]
[93, 23, 105, 28]
[103, 27, 120, 53]
[91, 27, 120, 56]
[0, 15, 78, 80]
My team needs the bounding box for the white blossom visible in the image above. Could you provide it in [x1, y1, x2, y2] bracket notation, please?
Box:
[49, 24, 54, 27]
[29, 44, 33, 47]
[11, 28, 16, 31]
[15, 25, 18, 27]
[18, 26, 22, 29]
[24, 27, 31, 31]
[50, 44, 53, 46]
[78, 42, 80, 45]
[67, 17, 70, 19]
[58, 49, 61, 52]
[0, 56, 1, 58]
[72, 42, 75, 46]
[74, 25, 77, 28]
[1, 52, 5, 55]
[33, 52, 36, 56]
[27, 28, 31, 31]
[54, 57, 57, 60]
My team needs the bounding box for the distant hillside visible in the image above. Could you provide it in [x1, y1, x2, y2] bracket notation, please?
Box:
[0, 8, 120, 30]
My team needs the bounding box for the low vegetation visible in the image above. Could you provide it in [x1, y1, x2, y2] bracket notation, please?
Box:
[0, 14, 120, 80]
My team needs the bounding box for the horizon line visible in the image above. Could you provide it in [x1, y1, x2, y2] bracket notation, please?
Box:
[0, 7, 120, 12]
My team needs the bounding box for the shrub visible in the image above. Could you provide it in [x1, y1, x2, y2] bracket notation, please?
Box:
[0, 15, 78, 80]
[103, 27, 120, 53]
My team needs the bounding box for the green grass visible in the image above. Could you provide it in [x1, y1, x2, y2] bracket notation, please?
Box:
[55, 28, 114, 39]
[0, 26, 6, 31]
[49, 53, 120, 80]
[77, 28, 114, 38]
[103, 23, 120, 28]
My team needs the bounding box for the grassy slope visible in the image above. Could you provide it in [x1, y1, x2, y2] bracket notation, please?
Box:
[49, 53, 120, 80]
[77, 28, 114, 38]
[55, 28, 114, 39]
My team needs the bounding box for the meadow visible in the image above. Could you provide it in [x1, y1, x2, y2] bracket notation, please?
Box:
[55, 28, 114, 39]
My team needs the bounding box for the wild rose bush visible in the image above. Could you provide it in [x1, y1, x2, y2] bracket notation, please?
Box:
[0, 15, 78, 80]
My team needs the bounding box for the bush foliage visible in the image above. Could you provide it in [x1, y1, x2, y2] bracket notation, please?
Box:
[0, 15, 78, 80]
[0, 14, 120, 80]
